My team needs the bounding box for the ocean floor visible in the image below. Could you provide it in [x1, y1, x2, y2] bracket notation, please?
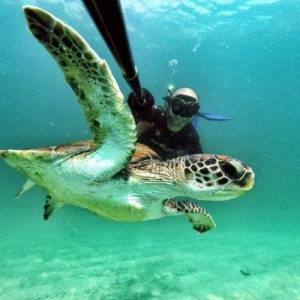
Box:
[1, 200, 299, 300]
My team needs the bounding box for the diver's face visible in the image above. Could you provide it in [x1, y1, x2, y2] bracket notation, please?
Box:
[165, 94, 199, 131]
[166, 108, 193, 132]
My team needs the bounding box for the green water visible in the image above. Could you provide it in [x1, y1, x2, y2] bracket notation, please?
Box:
[0, 1, 299, 299]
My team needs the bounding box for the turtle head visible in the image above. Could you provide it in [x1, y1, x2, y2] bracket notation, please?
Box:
[181, 154, 255, 200]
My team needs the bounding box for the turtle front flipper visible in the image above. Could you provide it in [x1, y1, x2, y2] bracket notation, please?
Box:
[23, 6, 136, 176]
[163, 199, 216, 233]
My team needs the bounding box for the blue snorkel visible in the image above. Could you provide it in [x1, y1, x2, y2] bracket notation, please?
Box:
[192, 112, 233, 127]
[197, 112, 232, 121]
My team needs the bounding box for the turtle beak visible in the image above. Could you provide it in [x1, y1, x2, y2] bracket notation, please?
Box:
[234, 170, 255, 191]
[214, 170, 255, 199]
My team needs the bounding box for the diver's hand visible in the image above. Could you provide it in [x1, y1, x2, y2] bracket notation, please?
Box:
[127, 88, 154, 111]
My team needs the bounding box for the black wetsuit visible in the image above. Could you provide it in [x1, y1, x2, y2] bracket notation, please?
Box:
[130, 104, 203, 161]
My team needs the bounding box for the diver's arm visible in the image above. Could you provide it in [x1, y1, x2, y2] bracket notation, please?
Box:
[127, 88, 161, 122]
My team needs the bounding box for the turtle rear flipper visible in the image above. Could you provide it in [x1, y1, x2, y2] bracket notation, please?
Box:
[163, 199, 216, 233]
[44, 195, 64, 220]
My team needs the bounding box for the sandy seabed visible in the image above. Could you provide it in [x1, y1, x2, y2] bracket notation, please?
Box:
[0, 211, 299, 300]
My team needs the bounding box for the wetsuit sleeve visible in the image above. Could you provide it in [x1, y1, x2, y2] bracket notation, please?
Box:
[140, 105, 164, 123]
[127, 88, 163, 123]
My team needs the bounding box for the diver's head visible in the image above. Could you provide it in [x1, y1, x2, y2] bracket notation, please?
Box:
[165, 87, 200, 132]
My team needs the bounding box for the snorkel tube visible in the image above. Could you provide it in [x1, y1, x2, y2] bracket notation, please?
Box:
[192, 112, 232, 127]
[197, 112, 232, 121]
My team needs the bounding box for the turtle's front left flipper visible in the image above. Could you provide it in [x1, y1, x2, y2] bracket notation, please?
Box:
[22, 6, 136, 177]
[163, 199, 216, 233]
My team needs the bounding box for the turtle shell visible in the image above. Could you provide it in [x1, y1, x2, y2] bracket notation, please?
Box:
[131, 143, 161, 163]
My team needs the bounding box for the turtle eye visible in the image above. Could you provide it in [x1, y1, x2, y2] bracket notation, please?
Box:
[220, 160, 244, 179]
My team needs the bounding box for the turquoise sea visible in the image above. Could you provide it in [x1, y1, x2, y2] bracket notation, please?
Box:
[1, 0, 299, 299]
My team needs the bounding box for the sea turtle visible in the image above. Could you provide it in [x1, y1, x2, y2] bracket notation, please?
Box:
[0, 6, 255, 233]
